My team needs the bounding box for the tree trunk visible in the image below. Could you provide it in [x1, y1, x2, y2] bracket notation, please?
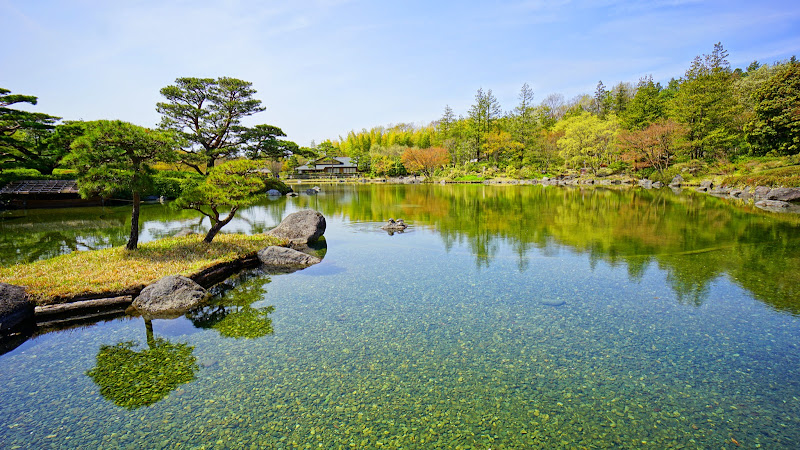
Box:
[126, 191, 141, 250]
[203, 208, 238, 243]
[145, 318, 155, 348]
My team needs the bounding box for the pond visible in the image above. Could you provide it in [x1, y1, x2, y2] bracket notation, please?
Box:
[1, 184, 800, 448]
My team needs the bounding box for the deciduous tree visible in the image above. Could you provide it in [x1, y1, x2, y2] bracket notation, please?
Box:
[555, 112, 619, 175]
[401, 147, 450, 177]
[619, 119, 687, 176]
[746, 59, 800, 155]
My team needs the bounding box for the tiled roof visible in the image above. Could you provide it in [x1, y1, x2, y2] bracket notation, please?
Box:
[0, 180, 80, 195]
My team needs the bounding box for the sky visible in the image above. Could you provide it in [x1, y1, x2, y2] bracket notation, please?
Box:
[2, 0, 799, 147]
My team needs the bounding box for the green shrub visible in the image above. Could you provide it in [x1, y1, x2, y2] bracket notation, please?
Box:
[0, 168, 74, 187]
[263, 178, 292, 195]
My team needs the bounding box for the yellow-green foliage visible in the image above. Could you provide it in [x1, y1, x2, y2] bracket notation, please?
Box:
[0, 233, 283, 304]
[721, 165, 800, 187]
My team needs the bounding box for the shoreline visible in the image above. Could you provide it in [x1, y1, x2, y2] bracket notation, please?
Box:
[287, 176, 800, 212]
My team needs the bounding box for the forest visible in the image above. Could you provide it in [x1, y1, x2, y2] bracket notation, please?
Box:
[1, 43, 799, 187]
[319, 43, 799, 183]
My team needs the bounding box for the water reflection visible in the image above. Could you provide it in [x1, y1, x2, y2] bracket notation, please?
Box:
[188, 271, 276, 339]
[3, 184, 800, 316]
[86, 318, 198, 409]
[310, 184, 800, 314]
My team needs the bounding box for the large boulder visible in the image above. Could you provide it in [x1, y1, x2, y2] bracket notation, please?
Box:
[132, 275, 207, 317]
[669, 175, 683, 187]
[753, 186, 771, 198]
[765, 187, 800, 203]
[257, 246, 322, 273]
[0, 283, 33, 332]
[266, 210, 326, 245]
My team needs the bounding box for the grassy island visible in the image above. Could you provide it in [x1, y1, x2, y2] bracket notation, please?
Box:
[0, 233, 284, 305]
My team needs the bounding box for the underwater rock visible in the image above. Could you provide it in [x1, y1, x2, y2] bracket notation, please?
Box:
[133, 275, 207, 317]
[540, 299, 566, 307]
[381, 218, 407, 231]
[755, 199, 792, 210]
[257, 246, 322, 273]
[266, 210, 326, 245]
[0, 283, 33, 332]
[173, 228, 196, 238]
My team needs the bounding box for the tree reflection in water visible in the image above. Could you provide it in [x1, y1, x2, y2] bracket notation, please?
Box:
[187, 270, 276, 339]
[86, 318, 198, 409]
[310, 184, 800, 313]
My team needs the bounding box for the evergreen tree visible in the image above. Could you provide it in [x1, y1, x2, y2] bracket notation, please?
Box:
[468, 88, 502, 161]
[64, 120, 177, 250]
[621, 76, 666, 130]
[669, 42, 743, 159]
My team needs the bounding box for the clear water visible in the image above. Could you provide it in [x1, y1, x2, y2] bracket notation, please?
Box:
[2, 184, 800, 448]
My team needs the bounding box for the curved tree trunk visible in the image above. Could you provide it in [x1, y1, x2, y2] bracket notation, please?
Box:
[203, 208, 238, 243]
[126, 191, 141, 250]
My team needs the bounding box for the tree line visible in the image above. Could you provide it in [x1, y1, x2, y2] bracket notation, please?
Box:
[1, 77, 303, 249]
[323, 43, 799, 180]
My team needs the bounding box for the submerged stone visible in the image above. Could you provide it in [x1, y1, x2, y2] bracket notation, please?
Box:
[257, 246, 322, 273]
[540, 299, 566, 307]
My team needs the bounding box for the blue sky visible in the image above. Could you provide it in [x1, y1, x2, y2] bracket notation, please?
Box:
[2, 0, 799, 146]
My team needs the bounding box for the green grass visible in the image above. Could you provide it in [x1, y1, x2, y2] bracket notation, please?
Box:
[0, 233, 284, 305]
[452, 174, 486, 182]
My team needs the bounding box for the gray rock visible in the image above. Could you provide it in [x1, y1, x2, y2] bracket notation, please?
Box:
[708, 187, 731, 196]
[305, 188, 318, 195]
[652, 181, 663, 189]
[257, 246, 322, 273]
[132, 275, 207, 317]
[266, 189, 282, 196]
[540, 299, 566, 307]
[754, 186, 771, 198]
[755, 199, 792, 210]
[381, 218, 407, 231]
[0, 283, 33, 332]
[286, 192, 298, 197]
[639, 179, 653, 189]
[697, 180, 714, 192]
[669, 175, 683, 187]
[266, 209, 326, 245]
[765, 187, 800, 202]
